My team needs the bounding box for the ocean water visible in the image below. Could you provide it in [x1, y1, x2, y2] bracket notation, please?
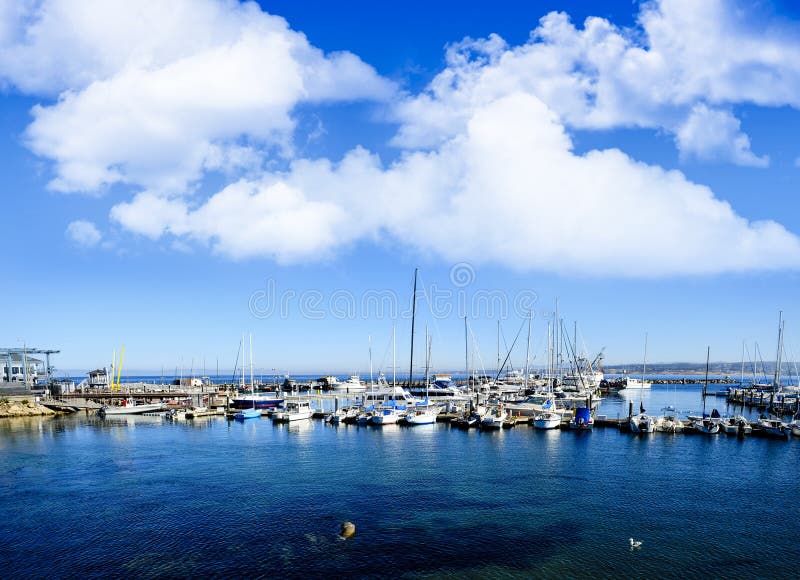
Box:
[1, 385, 799, 578]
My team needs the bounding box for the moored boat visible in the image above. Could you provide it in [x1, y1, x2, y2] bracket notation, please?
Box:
[481, 405, 507, 430]
[234, 407, 261, 420]
[97, 398, 166, 416]
[272, 400, 313, 423]
[569, 407, 594, 430]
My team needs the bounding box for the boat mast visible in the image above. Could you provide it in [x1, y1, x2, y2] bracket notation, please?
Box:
[249, 333, 254, 391]
[425, 326, 430, 402]
[703, 346, 710, 414]
[497, 320, 501, 376]
[409, 268, 418, 390]
[740, 339, 745, 388]
[392, 323, 396, 390]
[524, 310, 532, 391]
[369, 335, 373, 387]
[464, 316, 469, 394]
[774, 311, 783, 389]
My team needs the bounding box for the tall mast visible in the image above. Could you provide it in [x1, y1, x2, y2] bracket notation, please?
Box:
[703, 345, 710, 413]
[425, 325, 430, 401]
[392, 323, 396, 389]
[409, 268, 418, 389]
[740, 340, 745, 388]
[642, 333, 648, 384]
[464, 316, 469, 392]
[774, 311, 783, 388]
[497, 320, 501, 374]
[369, 334, 373, 387]
[524, 310, 532, 390]
[249, 333, 254, 391]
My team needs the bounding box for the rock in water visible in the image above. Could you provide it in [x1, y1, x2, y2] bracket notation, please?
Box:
[339, 521, 355, 539]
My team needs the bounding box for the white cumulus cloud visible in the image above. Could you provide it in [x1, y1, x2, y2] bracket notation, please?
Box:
[7, 0, 800, 276]
[676, 104, 768, 166]
[110, 94, 800, 275]
[65, 219, 102, 247]
[392, 0, 793, 165]
[2, 0, 395, 194]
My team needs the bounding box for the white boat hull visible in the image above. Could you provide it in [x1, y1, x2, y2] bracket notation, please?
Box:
[405, 413, 436, 425]
[272, 410, 313, 422]
[99, 402, 165, 415]
[533, 413, 561, 430]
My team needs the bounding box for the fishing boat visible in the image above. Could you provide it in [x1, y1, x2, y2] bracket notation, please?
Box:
[624, 377, 652, 390]
[272, 400, 313, 423]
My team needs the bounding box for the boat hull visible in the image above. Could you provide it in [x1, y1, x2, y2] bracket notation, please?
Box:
[99, 402, 166, 415]
[272, 410, 313, 423]
[232, 396, 284, 409]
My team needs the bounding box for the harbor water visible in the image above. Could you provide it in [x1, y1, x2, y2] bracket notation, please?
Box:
[1, 383, 799, 578]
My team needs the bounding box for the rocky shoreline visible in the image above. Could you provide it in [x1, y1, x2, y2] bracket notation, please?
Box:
[0, 398, 58, 418]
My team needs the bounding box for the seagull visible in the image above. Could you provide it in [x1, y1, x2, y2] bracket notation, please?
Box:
[629, 538, 643, 549]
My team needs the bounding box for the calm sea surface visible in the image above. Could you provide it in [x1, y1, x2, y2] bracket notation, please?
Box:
[2, 383, 799, 578]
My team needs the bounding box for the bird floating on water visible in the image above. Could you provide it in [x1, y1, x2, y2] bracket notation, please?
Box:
[629, 538, 643, 549]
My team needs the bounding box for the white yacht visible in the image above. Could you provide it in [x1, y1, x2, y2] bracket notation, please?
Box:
[272, 400, 313, 423]
[97, 398, 166, 416]
[480, 406, 508, 429]
[334, 375, 366, 392]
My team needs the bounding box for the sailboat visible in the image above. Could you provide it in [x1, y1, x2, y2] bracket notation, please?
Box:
[692, 347, 720, 434]
[372, 322, 406, 426]
[755, 313, 790, 438]
[406, 327, 440, 425]
[235, 334, 261, 420]
[628, 334, 655, 433]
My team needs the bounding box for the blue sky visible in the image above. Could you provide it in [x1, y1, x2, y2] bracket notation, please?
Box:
[2, 0, 800, 377]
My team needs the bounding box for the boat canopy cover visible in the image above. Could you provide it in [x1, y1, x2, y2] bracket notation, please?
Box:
[711, 409, 721, 418]
[575, 407, 591, 423]
[542, 399, 553, 409]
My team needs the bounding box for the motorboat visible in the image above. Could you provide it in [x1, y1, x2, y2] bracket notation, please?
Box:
[756, 415, 789, 439]
[532, 399, 562, 430]
[629, 412, 656, 433]
[333, 375, 366, 392]
[272, 400, 313, 423]
[481, 406, 507, 430]
[97, 398, 166, 416]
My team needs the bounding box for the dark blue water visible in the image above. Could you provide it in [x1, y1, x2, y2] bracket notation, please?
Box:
[2, 386, 799, 578]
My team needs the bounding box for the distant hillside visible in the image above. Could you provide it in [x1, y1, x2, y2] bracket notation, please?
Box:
[603, 361, 794, 376]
